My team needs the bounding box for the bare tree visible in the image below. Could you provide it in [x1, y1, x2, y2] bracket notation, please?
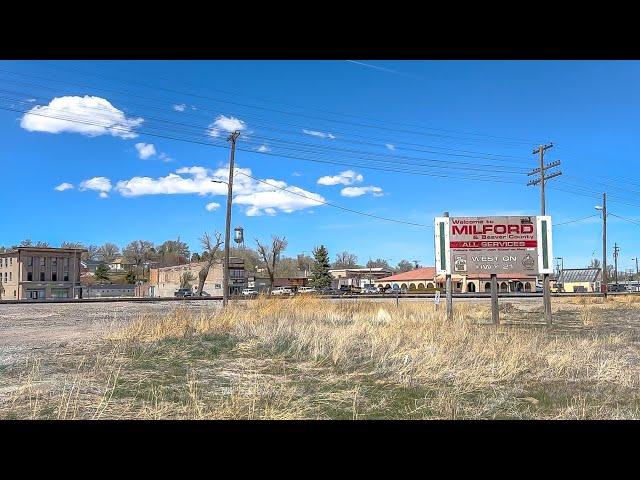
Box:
[123, 240, 155, 279]
[333, 251, 358, 269]
[98, 243, 120, 263]
[196, 232, 224, 296]
[256, 236, 288, 293]
[84, 245, 99, 261]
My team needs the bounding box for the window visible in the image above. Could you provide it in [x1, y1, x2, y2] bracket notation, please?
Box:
[3, 272, 6, 282]
[64, 272, 69, 281]
[40, 257, 45, 267]
[9, 272, 12, 282]
[40, 272, 45, 281]
[64, 258, 69, 268]
[52, 272, 57, 281]
[13, 290, 16, 298]
[27, 256, 33, 267]
[52, 258, 58, 267]
[9, 258, 12, 266]
[27, 272, 33, 281]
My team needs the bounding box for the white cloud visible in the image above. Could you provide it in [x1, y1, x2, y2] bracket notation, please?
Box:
[54, 182, 73, 192]
[207, 115, 247, 138]
[135, 142, 156, 159]
[340, 186, 383, 197]
[112, 165, 324, 216]
[317, 170, 363, 186]
[385, 143, 395, 150]
[21, 96, 143, 139]
[256, 145, 270, 152]
[80, 177, 112, 198]
[173, 103, 187, 112]
[303, 129, 336, 139]
[205, 202, 221, 211]
[158, 152, 172, 162]
[292, 172, 302, 177]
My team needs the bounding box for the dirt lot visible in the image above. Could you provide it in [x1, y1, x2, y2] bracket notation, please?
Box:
[0, 301, 221, 367]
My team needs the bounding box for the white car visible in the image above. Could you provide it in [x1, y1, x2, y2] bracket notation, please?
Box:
[271, 287, 293, 296]
[242, 288, 258, 296]
[296, 286, 316, 294]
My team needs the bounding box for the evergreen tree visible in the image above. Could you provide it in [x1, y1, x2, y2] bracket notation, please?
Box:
[95, 263, 111, 282]
[310, 245, 332, 288]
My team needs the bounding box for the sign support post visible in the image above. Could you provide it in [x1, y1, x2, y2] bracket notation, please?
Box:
[491, 273, 499, 325]
[443, 212, 453, 321]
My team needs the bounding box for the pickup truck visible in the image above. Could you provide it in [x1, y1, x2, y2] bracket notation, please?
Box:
[174, 288, 193, 297]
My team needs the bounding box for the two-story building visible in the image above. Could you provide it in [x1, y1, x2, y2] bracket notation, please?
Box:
[149, 257, 245, 297]
[0, 247, 85, 300]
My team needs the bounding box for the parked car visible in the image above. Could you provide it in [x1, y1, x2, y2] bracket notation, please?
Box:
[296, 286, 316, 294]
[242, 288, 258, 296]
[271, 287, 293, 296]
[361, 285, 379, 294]
[318, 287, 339, 295]
[174, 288, 193, 298]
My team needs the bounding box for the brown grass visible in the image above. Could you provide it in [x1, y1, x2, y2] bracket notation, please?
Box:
[2, 295, 640, 419]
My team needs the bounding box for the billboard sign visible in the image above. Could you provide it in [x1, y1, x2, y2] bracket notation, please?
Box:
[435, 215, 553, 275]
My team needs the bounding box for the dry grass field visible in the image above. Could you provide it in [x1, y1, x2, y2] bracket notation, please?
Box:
[2, 295, 640, 419]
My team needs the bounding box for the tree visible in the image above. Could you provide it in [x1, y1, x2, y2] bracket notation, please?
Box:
[310, 245, 332, 289]
[275, 257, 301, 277]
[191, 252, 201, 263]
[34, 241, 50, 248]
[84, 245, 99, 261]
[332, 251, 358, 269]
[196, 232, 223, 296]
[158, 238, 190, 267]
[366, 258, 390, 269]
[125, 270, 136, 284]
[589, 258, 602, 269]
[61, 241, 85, 249]
[19, 239, 32, 247]
[123, 240, 155, 267]
[180, 271, 195, 290]
[396, 260, 414, 273]
[297, 253, 314, 273]
[256, 236, 288, 293]
[98, 243, 120, 263]
[95, 263, 110, 282]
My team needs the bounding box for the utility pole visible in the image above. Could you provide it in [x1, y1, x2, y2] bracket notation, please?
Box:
[527, 143, 560, 326]
[600, 193, 607, 296]
[613, 243, 620, 288]
[222, 130, 240, 307]
[632, 257, 639, 283]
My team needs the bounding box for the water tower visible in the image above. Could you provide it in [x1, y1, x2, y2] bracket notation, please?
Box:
[234, 226, 245, 249]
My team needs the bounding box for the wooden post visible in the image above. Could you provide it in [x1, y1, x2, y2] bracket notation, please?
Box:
[443, 211, 453, 321]
[491, 273, 499, 325]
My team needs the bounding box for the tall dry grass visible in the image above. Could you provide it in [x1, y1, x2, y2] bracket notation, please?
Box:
[3, 295, 640, 419]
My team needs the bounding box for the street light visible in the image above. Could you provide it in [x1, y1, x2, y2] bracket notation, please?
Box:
[555, 256, 564, 276]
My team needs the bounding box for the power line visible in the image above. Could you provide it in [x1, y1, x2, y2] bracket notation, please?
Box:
[37, 61, 543, 145]
[608, 212, 640, 226]
[554, 214, 599, 227]
[0, 79, 534, 166]
[233, 170, 433, 228]
[0, 103, 531, 186]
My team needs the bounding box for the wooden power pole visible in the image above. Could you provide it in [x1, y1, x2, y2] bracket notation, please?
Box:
[602, 192, 607, 296]
[222, 130, 240, 307]
[527, 143, 561, 326]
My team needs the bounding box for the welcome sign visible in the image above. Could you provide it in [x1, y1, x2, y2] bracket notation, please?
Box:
[435, 215, 553, 275]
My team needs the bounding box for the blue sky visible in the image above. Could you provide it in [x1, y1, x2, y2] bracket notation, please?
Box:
[0, 60, 639, 271]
